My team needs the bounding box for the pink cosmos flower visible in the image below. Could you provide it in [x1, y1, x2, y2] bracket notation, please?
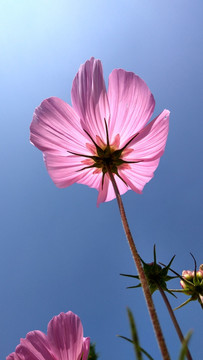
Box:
[30, 57, 169, 206]
[7, 311, 90, 360]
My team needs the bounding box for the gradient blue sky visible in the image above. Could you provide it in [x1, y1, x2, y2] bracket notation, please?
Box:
[1, 1, 203, 359]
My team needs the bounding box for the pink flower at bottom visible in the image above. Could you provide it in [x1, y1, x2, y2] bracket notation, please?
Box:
[30, 57, 169, 206]
[7, 311, 90, 360]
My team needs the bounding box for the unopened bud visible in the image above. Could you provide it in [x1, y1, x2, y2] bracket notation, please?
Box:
[199, 264, 203, 274]
[196, 270, 203, 281]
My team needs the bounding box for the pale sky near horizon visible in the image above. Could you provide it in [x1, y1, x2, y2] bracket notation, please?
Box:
[1, 1, 203, 359]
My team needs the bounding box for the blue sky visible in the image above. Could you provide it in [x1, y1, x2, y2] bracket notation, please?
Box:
[1, 0, 203, 359]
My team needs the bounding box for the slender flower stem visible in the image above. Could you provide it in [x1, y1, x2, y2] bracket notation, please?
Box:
[158, 286, 193, 360]
[107, 169, 170, 360]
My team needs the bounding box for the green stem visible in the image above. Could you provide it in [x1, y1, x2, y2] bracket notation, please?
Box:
[108, 170, 170, 360]
[158, 286, 193, 360]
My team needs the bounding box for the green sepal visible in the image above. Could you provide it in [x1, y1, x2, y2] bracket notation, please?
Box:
[174, 297, 193, 311]
[120, 273, 140, 280]
[127, 284, 142, 289]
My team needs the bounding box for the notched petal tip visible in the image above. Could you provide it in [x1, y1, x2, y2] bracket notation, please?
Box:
[71, 56, 109, 144]
[107, 68, 156, 145]
[163, 109, 170, 118]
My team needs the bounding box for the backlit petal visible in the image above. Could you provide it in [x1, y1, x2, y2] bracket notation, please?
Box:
[81, 338, 90, 360]
[71, 57, 110, 143]
[77, 168, 102, 190]
[97, 174, 129, 206]
[30, 97, 90, 155]
[7, 353, 24, 360]
[44, 154, 93, 188]
[15, 331, 55, 360]
[120, 159, 160, 193]
[107, 69, 155, 146]
[47, 312, 85, 360]
[125, 110, 170, 161]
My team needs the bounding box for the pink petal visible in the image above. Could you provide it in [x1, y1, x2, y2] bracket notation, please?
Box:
[125, 109, 170, 161]
[96, 110, 169, 200]
[44, 153, 92, 188]
[96, 174, 129, 206]
[107, 69, 155, 147]
[7, 353, 25, 360]
[45, 153, 106, 191]
[76, 168, 102, 190]
[7, 312, 89, 360]
[47, 311, 86, 360]
[71, 57, 110, 144]
[15, 331, 55, 360]
[96, 175, 110, 206]
[81, 337, 90, 360]
[120, 159, 160, 193]
[30, 97, 89, 155]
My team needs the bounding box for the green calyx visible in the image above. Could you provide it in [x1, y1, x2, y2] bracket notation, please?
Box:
[121, 245, 177, 296]
[172, 280, 203, 311]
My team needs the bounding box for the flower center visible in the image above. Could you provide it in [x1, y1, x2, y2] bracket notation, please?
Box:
[90, 144, 128, 176]
[68, 119, 141, 187]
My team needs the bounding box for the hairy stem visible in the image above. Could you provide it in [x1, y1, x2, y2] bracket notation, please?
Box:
[108, 170, 170, 360]
[158, 286, 193, 360]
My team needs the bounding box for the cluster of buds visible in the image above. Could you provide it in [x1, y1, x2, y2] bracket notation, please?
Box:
[121, 246, 203, 311]
[178, 265, 203, 308]
[169, 264, 203, 310]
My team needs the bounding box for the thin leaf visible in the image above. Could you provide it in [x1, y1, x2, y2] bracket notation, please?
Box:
[117, 335, 132, 343]
[140, 348, 154, 360]
[127, 308, 142, 360]
[178, 331, 193, 360]
[118, 335, 154, 360]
